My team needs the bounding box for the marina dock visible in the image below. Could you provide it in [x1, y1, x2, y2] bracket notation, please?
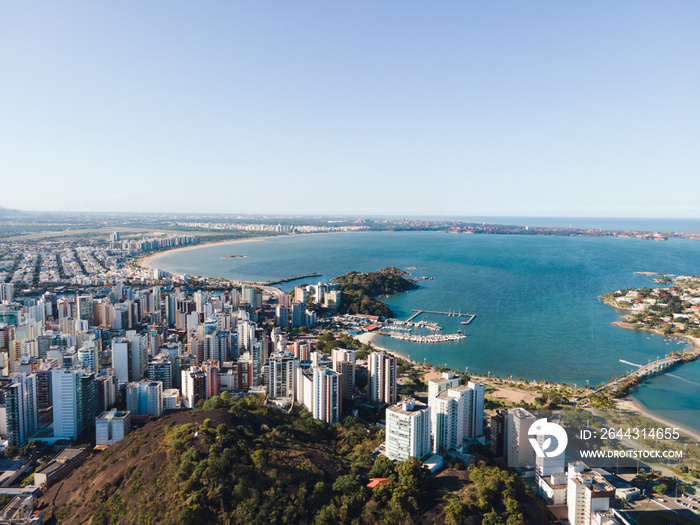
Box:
[408, 309, 476, 324]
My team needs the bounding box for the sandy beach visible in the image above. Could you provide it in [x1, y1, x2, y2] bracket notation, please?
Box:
[354, 332, 418, 364]
[616, 397, 700, 442]
[136, 237, 270, 271]
[135, 230, 357, 272]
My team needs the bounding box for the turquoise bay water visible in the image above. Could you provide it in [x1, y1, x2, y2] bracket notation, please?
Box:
[153, 232, 700, 430]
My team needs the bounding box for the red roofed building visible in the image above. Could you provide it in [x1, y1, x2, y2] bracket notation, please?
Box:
[367, 478, 392, 489]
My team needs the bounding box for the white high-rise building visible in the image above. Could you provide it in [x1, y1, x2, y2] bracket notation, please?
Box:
[125, 330, 148, 381]
[264, 352, 299, 400]
[369, 353, 397, 405]
[181, 368, 207, 409]
[77, 341, 99, 374]
[566, 462, 615, 525]
[296, 363, 342, 425]
[385, 398, 431, 461]
[125, 380, 163, 417]
[507, 408, 536, 468]
[112, 339, 131, 386]
[536, 427, 566, 478]
[241, 286, 256, 306]
[193, 291, 207, 314]
[0, 283, 14, 303]
[312, 367, 341, 424]
[238, 320, 256, 354]
[430, 381, 485, 453]
[95, 409, 131, 446]
[331, 348, 356, 399]
[51, 369, 82, 440]
[427, 372, 461, 399]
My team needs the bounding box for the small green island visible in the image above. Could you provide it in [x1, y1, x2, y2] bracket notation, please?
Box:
[332, 266, 419, 318]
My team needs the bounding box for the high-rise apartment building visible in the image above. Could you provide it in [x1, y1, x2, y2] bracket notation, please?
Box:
[312, 367, 341, 425]
[264, 352, 299, 400]
[0, 283, 13, 303]
[181, 368, 207, 409]
[148, 359, 173, 390]
[80, 373, 98, 434]
[385, 398, 431, 461]
[125, 330, 148, 381]
[51, 369, 83, 440]
[76, 295, 94, 326]
[112, 339, 131, 386]
[0, 373, 38, 447]
[95, 409, 131, 446]
[369, 352, 397, 405]
[331, 348, 356, 399]
[126, 380, 163, 417]
[566, 462, 615, 525]
[490, 410, 507, 459]
[507, 408, 536, 468]
[430, 381, 484, 453]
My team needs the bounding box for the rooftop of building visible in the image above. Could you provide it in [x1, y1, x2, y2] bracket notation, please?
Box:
[53, 449, 85, 463]
[571, 471, 615, 493]
[387, 398, 428, 415]
[366, 478, 391, 489]
[96, 410, 130, 421]
[36, 449, 86, 478]
[509, 407, 534, 419]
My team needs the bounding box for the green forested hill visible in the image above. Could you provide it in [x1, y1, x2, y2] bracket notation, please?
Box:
[332, 267, 419, 318]
[37, 395, 547, 525]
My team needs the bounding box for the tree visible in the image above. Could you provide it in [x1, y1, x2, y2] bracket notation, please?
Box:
[369, 455, 395, 479]
[332, 475, 360, 495]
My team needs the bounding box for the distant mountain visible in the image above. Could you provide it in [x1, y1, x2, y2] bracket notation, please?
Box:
[0, 206, 28, 218]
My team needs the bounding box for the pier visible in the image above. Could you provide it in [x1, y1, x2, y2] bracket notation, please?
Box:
[408, 309, 475, 324]
[577, 351, 698, 401]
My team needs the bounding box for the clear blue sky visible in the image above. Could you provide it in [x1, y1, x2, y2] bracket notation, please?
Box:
[1, 1, 698, 217]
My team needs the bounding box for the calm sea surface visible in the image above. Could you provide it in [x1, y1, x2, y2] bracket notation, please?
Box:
[152, 231, 700, 430]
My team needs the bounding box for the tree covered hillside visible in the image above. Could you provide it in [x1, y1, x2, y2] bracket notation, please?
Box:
[37, 395, 548, 525]
[332, 266, 419, 318]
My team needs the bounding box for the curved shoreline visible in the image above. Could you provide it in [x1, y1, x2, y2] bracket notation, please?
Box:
[142, 234, 700, 436]
[618, 397, 700, 442]
[135, 231, 370, 273]
[610, 321, 700, 352]
[136, 236, 272, 271]
[360, 332, 700, 437]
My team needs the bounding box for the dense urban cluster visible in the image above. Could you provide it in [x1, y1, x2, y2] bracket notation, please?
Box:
[174, 221, 369, 233]
[0, 233, 196, 289]
[0, 228, 694, 524]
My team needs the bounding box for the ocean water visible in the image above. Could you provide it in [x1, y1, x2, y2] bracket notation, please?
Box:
[152, 231, 700, 429]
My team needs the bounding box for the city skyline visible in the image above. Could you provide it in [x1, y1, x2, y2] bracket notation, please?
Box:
[2, 2, 699, 217]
